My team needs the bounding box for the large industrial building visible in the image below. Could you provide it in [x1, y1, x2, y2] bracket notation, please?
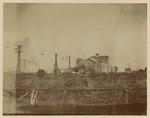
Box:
[77, 53, 116, 73]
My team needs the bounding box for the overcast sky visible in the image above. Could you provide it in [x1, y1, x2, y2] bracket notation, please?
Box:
[3, 3, 147, 72]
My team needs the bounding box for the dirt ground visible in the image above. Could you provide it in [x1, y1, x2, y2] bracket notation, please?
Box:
[4, 103, 146, 115]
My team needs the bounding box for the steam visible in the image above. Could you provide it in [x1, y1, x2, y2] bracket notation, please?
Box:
[17, 37, 40, 71]
[17, 37, 31, 49]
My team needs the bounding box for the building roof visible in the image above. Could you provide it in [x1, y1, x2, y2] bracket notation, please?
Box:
[77, 57, 84, 60]
[91, 55, 109, 63]
[78, 58, 101, 67]
[125, 68, 131, 71]
[77, 58, 84, 64]
[88, 58, 100, 63]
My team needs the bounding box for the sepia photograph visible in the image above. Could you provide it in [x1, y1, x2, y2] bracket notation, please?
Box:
[3, 3, 147, 115]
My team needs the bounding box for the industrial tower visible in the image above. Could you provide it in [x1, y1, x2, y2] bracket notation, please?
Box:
[15, 45, 22, 73]
[54, 53, 60, 73]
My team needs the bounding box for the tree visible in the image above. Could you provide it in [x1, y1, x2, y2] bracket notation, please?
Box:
[72, 67, 78, 72]
[138, 69, 144, 72]
[144, 67, 147, 72]
[114, 66, 118, 73]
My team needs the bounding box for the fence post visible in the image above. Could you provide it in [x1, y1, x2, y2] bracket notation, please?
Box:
[30, 90, 38, 105]
[30, 90, 34, 105]
[124, 89, 129, 104]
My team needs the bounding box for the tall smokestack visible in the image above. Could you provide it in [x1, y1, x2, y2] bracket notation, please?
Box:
[69, 56, 71, 68]
[55, 53, 58, 69]
[54, 53, 58, 73]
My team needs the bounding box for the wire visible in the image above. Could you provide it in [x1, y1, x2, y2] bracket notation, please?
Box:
[3, 88, 147, 92]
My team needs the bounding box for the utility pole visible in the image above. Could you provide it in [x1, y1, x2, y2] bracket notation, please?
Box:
[75, 59, 77, 68]
[15, 45, 22, 73]
[23, 59, 25, 73]
[69, 56, 71, 68]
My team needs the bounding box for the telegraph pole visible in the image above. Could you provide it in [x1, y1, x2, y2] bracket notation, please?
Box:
[15, 45, 22, 73]
[69, 56, 71, 68]
[23, 59, 25, 73]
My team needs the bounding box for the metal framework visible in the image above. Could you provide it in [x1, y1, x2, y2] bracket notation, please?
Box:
[15, 45, 22, 73]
